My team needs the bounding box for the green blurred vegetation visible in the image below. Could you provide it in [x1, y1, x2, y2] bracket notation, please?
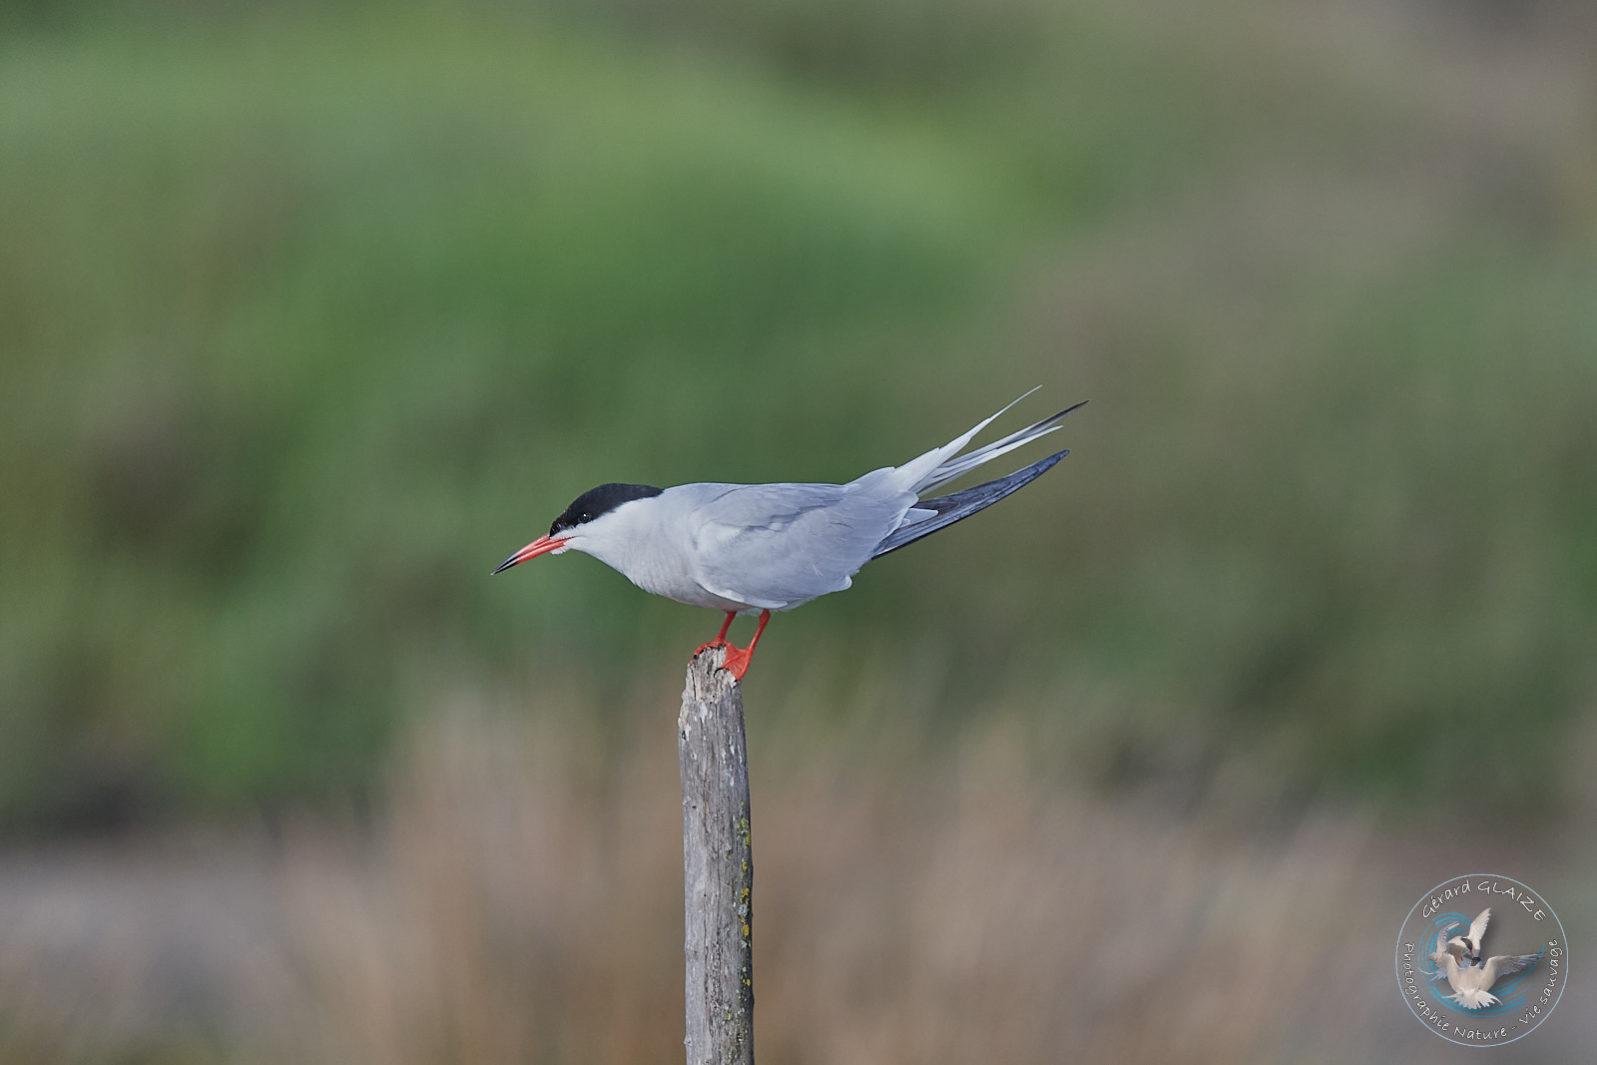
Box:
[2, 0, 1594, 830]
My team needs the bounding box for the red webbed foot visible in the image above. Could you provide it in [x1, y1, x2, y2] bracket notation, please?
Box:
[720, 643, 753, 680]
[695, 611, 737, 656]
[693, 609, 770, 680]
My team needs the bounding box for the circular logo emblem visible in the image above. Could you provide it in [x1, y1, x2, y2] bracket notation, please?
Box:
[1394, 873, 1567, 1046]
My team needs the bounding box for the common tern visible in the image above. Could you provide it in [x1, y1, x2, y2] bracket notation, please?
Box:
[1445, 907, 1492, 964]
[1429, 909, 1544, 1009]
[493, 392, 1085, 678]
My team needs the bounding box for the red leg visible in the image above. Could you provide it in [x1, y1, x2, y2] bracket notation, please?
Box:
[720, 609, 770, 680]
[695, 611, 737, 656]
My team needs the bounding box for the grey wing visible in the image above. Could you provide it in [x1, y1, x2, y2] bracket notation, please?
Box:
[691, 477, 913, 608]
[1468, 908, 1492, 948]
[1431, 925, 1461, 967]
[1483, 952, 1542, 985]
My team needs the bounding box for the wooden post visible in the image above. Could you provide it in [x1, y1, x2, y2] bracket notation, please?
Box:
[678, 646, 755, 1065]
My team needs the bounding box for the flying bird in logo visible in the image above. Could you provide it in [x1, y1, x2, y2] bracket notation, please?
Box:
[1444, 907, 1492, 962]
[1429, 907, 1543, 1009]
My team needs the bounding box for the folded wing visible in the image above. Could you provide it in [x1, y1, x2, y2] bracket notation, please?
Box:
[690, 472, 915, 608]
[686, 393, 1085, 606]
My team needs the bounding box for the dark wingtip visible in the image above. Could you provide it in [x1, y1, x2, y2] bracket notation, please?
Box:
[1022, 400, 1087, 436]
[1032, 447, 1069, 472]
[873, 444, 1073, 559]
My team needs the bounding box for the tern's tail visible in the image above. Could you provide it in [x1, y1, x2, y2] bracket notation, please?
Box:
[894, 393, 1086, 495]
[920, 399, 1087, 494]
[873, 393, 1085, 558]
[872, 446, 1070, 559]
[1449, 989, 1500, 1010]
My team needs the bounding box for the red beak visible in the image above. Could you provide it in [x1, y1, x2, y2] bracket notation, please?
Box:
[492, 534, 570, 574]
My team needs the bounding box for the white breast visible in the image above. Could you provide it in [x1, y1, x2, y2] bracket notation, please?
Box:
[566, 492, 768, 613]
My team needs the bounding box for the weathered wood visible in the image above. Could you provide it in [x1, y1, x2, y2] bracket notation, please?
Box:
[678, 646, 754, 1065]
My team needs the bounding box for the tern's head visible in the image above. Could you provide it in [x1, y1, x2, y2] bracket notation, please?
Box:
[492, 483, 663, 573]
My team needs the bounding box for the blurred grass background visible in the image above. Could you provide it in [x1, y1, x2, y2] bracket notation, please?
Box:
[1, 0, 1595, 1061]
[3, 0, 1594, 825]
